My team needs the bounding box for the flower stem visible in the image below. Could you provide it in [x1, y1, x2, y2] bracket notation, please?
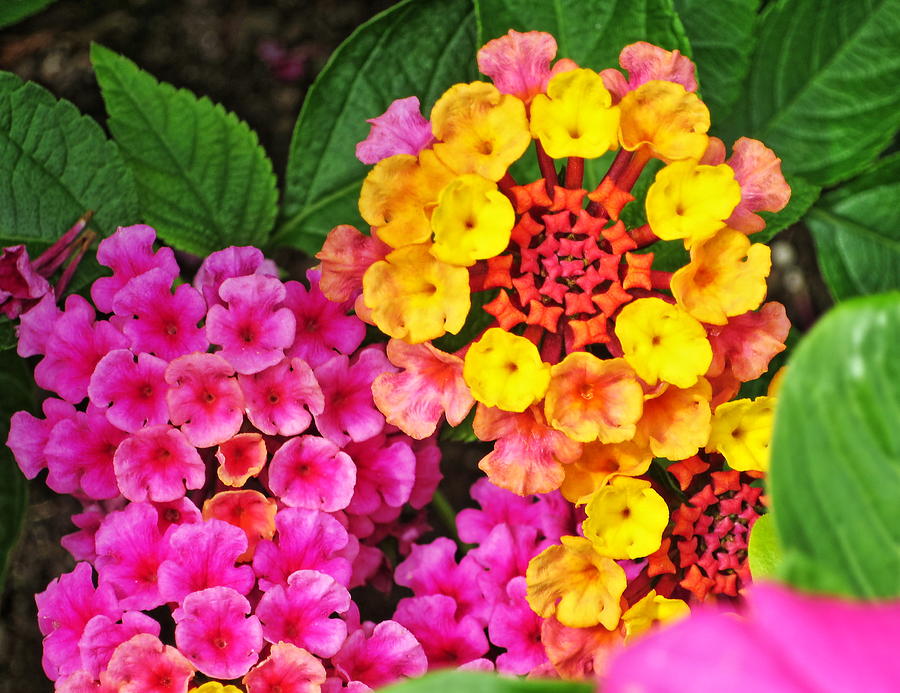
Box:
[565, 156, 584, 189]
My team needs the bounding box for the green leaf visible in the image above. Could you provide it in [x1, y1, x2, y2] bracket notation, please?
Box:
[476, 0, 691, 69]
[806, 153, 900, 301]
[674, 0, 759, 124]
[0, 71, 139, 245]
[725, 0, 900, 186]
[91, 44, 278, 256]
[747, 513, 782, 581]
[0, 0, 57, 29]
[770, 292, 900, 598]
[277, 0, 478, 254]
[381, 670, 593, 693]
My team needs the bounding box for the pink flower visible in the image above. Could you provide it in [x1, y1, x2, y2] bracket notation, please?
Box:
[604, 583, 900, 692]
[206, 274, 296, 374]
[153, 497, 202, 533]
[112, 268, 208, 360]
[36, 562, 120, 680]
[193, 245, 278, 309]
[78, 611, 160, 678]
[345, 432, 416, 515]
[88, 349, 169, 432]
[104, 633, 195, 693]
[332, 620, 427, 688]
[91, 225, 179, 313]
[283, 271, 366, 368]
[215, 432, 267, 486]
[173, 586, 263, 680]
[253, 507, 352, 590]
[467, 523, 541, 607]
[268, 435, 356, 512]
[61, 503, 110, 562]
[239, 357, 324, 436]
[256, 569, 351, 658]
[599, 42, 697, 102]
[477, 30, 578, 103]
[456, 477, 540, 544]
[408, 435, 443, 509]
[243, 642, 327, 693]
[489, 577, 548, 675]
[725, 137, 791, 233]
[158, 519, 255, 603]
[94, 502, 171, 610]
[113, 424, 205, 502]
[45, 404, 126, 500]
[355, 96, 434, 164]
[393, 594, 489, 668]
[313, 346, 394, 446]
[0, 243, 51, 318]
[6, 397, 76, 479]
[165, 353, 245, 448]
[16, 292, 61, 357]
[314, 224, 390, 303]
[55, 670, 118, 693]
[34, 294, 128, 403]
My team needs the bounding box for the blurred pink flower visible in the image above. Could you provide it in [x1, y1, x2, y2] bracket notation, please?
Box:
[332, 620, 427, 689]
[393, 594, 489, 668]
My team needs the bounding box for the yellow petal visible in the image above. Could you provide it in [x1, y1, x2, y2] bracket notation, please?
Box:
[463, 328, 550, 412]
[582, 477, 669, 559]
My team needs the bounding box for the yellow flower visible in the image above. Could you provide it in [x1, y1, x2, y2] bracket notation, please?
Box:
[358, 150, 454, 248]
[530, 68, 620, 158]
[189, 684, 242, 693]
[622, 590, 690, 643]
[362, 243, 470, 343]
[431, 174, 515, 266]
[671, 227, 772, 325]
[636, 378, 712, 461]
[431, 81, 531, 181]
[615, 297, 712, 389]
[560, 438, 653, 504]
[645, 161, 741, 247]
[463, 328, 550, 412]
[544, 353, 644, 443]
[706, 396, 775, 472]
[526, 535, 627, 629]
[618, 80, 709, 162]
[582, 477, 669, 559]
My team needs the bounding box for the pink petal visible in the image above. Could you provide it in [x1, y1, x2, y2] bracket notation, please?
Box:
[355, 96, 434, 164]
[600, 41, 697, 102]
[104, 633, 195, 693]
[490, 577, 548, 675]
[113, 424, 205, 502]
[193, 245, 278, 309]
[16, 292, 62, 357]
[243, 642, 327, 693]
[477, 30, 577, 103]
[239, 357, 324, 436]
[332, 620, 427, 688]
[707, 302, 790, 382]
[78, 611, 160, 679]
[268, 435, 356, 512]
[89, 349, 169, 432]
[344, 433, 416, 515]
[725, 137, 792, 233]
[408, 435, 443, 509]
[215, 432, 268, 487]
[314, 225, 390, 303]
[393, 594, 489, 668]
[6, 397, 76, 479]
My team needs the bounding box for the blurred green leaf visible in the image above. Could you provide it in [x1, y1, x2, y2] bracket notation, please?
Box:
[91, 44, 278, 256]
[381, 670, 593, 693]
[0, 0, 57, 29]
[747, 513, 782, 581]
[770, 292, 900, 598]
[725, 0, 900, 186]
[476, 0, 691, 69]
[807, 153, 900, 301]
[277, 0, 477, 253]
[675, 0, 759, 124]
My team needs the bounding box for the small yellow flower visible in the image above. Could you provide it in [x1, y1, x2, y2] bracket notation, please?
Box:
[618, 80, 709, 162]
[431, 81, 531, 181]
[615, 297, 712, 389]
[431, 174, 514, 266]
[582, 477, 669, 559]
[463, 328, 550, 412]
[707, 396, 775, 472]
[189, 684, 242, 693]
[530, 68, 620, 158]
[622, 590, 690, 643]
[526, 535, 627, 629]
[362, 243, 470, 343]
[645, 161, 741, 247]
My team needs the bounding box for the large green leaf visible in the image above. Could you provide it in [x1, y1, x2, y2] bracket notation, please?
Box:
[747, 513, 782, 581]
[806, 153, 900, 301]
[382, 671, 593, 693]
[0, 71, 139, 245]
[770, 292, 900, 598]
[277, 0, 478, 254]
[91, 44, 278, 256]
[476, 0, 691, 69]
[0, 0, 57, 29]
[725, 0, 900, 186]
[674, 0, 759, 124]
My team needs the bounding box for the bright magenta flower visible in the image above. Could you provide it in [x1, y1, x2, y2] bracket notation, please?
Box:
[238, 357, 324, 436]
[267, 435, 356, 511]
[113, 425, 205, 502]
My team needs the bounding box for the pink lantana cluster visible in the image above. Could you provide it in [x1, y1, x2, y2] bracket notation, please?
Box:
[7, 225, 444, 692]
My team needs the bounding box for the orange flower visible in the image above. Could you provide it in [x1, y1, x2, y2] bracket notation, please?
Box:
[618, 80, 709, 162]
[560, 438, 653, 504]
[635, 378, 712, 461]
[202, 490, 277, 562]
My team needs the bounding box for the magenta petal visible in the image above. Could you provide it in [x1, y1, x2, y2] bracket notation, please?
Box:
[345, 433, 416, 515]
[243, 642, 327, 693]
[78, 611, 160, 679]
[355, 96, 434, 164]
[104, 633, 195, 693]
[89, 349, 169, 432]
[393, 594, 489, 668]
[490, 577, 547, 675]
[16, 292, 62, 358]
[456, 478, 539, 544]
[61, 503, 110, 562]
[206, 274, 296, 374]
[240, 357, 324, 436]
[193, 245, 278, 309]
[113, 424, 205, 502]
[467, 523, 540, 606]
[6, 397, 76, 479]
[173, 586, 263, 680]
[269, 435, 356, 511]
[408, 435, 443, 509]
[256, 569, 351, 658]
[332, 620, 427, 689]
[0, 244, 51, 317]
[165, 352, 245, 448]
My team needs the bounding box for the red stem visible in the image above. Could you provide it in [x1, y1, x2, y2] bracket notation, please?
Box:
[629, 224, 659, 248]
[617, 146, 652, 192]
[535, 141, 559, 193]
[564, 157, 584, 190]
[650, 270, 673, 291]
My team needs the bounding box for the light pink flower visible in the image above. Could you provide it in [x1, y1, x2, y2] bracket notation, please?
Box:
[725, 137, 792, 233]
[55, 670, 118, 693]
[165, 352, 245, 448]
[89, 349, 169, 432]
[332, 620, 427, 688]
[600, 42, 697, 102]
[193, 245, 278, 309]
[78, 611, 160, 679]
[393, 594, 489, 668]
[268, 435, 356, 512]
[215, 432, 268, 486]
[113, 424, 205, 502]
[173, 586, 263, 680]
[243, 642, 327, 693]
[239, 357, 324, 436]
[314, 224, 391, 303]
[206, 274, 296, 375]
[477, 30, 578, 103]
[104, 633, 195, 693]
[345, 433, 416, 515]
[490, 577, 548, 675]
[158, 519, 255, 603]
[91, 225, 179, 313]
[6, 397, 76, 479]
[112, 268, 208, 360]
[355, 96, 434, 164]
[256, 569, 351, 658]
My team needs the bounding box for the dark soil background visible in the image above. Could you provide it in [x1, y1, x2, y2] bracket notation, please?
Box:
[0, 1, 831, 690]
